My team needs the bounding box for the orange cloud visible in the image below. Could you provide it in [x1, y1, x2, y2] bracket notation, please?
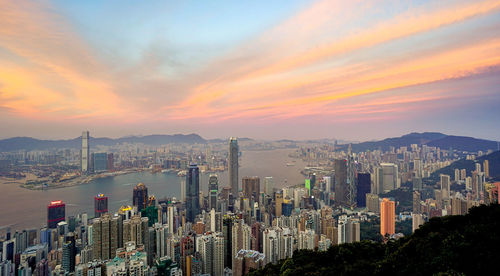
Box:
[168, 34, 500, 122]
[1, 0, 500, 132]
[246, 0, 500, 80]
[0, 0, 127, 121]
[175, 0, 500, 119]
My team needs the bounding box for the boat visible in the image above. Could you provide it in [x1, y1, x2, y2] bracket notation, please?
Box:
[177, 170, 187, 177]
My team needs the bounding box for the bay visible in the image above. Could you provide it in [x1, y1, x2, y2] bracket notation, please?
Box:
[0, 149, 306, 230]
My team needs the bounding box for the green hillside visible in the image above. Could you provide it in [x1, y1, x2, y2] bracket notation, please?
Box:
[249, 204, 500, 276]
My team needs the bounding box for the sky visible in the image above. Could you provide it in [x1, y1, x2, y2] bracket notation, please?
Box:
[1, 0, 500, 141]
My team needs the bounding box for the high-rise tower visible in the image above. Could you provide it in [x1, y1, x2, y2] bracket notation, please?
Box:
[81, 131, 89, 173]
[346, 145, 357, 208]
[334, 159, 348, 207]
[229, 137, 239, 197]
[242, 176, 260, 201]
[380, 198, 395, 236]
[264, 177, 274, 196]
[47, 200, 65, 229]
[94, 194, 108, 218]
[209, 174, 218, 211]
[356, 173, 370, 207]
[186, 163, 200, 222]
[133, 183, 148, 212]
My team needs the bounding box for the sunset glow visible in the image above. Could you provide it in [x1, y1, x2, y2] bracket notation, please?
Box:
[1, 0, 500, 140]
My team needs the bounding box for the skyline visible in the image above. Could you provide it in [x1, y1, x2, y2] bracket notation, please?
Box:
[1, 0, 500, 141]
[0, 130, 499, 145]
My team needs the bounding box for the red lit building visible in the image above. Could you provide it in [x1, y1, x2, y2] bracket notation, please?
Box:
[47, 201, 65, 228]
[94, 194, 108, 218]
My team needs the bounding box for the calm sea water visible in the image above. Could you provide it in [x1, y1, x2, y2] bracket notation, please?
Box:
[0, 149, 306, 230]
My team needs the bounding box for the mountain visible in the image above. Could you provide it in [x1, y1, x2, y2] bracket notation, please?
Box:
[339, 132, 446, 152]
[250, 204, 500, 276]
[0, 134, 206, 152]
[426, 135, 499, 152]
[428, 150, 500, 182]
[337, 132, 498, 153]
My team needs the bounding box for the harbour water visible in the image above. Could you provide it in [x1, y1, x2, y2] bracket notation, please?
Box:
[0, 149, 306, 230]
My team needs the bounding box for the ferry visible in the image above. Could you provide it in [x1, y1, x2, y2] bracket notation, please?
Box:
[177, 170, 187, 177]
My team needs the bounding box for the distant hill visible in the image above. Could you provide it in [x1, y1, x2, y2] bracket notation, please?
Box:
[337, 132, 498, 152]
[250, 204, 500, 276]
[339, 132, 446, 152]
[427, 135, 499, 152]
[428, 151, 500, 183]
[0, 134, 206, 151]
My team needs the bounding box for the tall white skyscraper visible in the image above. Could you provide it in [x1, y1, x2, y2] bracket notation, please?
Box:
[196, 234, 214, 275]
[210, 208, 216, 232]
[262, 227, 293, 265]
[167, 206, 175, 235]
[196, 232, 224, 276]
[213, 233, 225, 276]
[81, 131, 89, 172]
[323, 176, 332, 193]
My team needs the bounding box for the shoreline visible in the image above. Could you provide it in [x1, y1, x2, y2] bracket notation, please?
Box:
[0, 169, 145, 191]
[1, 168, 231, 191]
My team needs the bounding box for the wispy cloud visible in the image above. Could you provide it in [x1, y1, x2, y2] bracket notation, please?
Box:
[0, 0, 499, 139]
[0, 0, 127, 121]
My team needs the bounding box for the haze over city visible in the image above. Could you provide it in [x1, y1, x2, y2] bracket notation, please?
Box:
[3, 1, 500, 275]
[1, 0, 500, 140]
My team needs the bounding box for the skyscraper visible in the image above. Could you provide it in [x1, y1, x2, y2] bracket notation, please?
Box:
[264, 177, 274, 196]
[346, 147, 357, 207]
[81, 131, 89, 173]
[92, 213, 119, 261]
[229, 137, 239, 197]
[133, 183, 148, 212]
[47, 201, 65, 229]
[209, 174, 218, 211]
[356, 173, 371, 207]
[186, 163, 200, 222]
[381, 163, 398, 193]
[484, 160, 490, 178]
[337, 218, 360, 244]
[413, 177, 423, 191]
[373, 167, 383, 194]
[440, 174, 451, 200]
[323, 176, 332, 193]
[62, 233, 76, 272]
[275, 192, 283, 217]
[307, 173, 316, 191]
[380, 198, 395, 237]
[334, 159, 348, 207]
[412, 213, 424, 232]
[107, 153, 114, 172]
[413, 191, 421, 214]
[94, 194, 108, 218]
[242, 176, 260, 200]
[93, 152, 108, 173]
[196, 234, 214, 275]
